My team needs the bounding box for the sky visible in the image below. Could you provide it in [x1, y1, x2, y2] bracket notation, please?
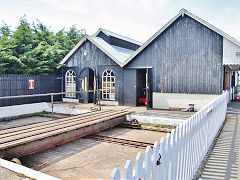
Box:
[0, 0, 240, 43]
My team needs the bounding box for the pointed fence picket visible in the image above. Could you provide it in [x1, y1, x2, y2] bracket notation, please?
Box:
[106, 91, 229, 180]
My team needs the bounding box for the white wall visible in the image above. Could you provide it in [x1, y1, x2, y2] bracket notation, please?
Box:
[153, 92, 219, 111]
[0, 102, 89, 119]
[223, 38, 240, 65]
[126, 114, 185, 126]
[0, 103, 48, 119]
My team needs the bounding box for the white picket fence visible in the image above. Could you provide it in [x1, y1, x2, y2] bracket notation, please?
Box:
[109, 91, 229, 180]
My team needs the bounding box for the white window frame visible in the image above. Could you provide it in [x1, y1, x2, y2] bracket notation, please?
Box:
[65, 69, 76, 98]
[102, 69, 115, 100]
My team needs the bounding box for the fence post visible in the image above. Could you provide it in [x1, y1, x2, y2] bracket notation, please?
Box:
[135, 152, 143, 179]
[186, 120, 191, 179]
[152, 141, 159, 180]
[168, 129, 175, 180]
[51, 94, 54, 120]
[173, 128, 179, 179]
[176, 124, 182, 179]
[191, 115, 197, 176]
[110, 168, 120, 180]
[158, 137, 165, 180]
[195, 113, 202, 173]
[189, 116, 195, 178]
[144, 146, 152, 180]
[182, 122, 188, 180]
[124, 160, 133, 180]
[163, 133, 170, 180]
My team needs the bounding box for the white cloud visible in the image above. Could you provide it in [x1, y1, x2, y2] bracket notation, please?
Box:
[37, 0, 170, 42]
[1, 0, 240, 43]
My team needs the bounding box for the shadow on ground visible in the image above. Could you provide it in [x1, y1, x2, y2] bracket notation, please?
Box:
[200, 101, 240, 180]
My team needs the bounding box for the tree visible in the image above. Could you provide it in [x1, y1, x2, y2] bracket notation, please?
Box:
[0, 16, 84, 75]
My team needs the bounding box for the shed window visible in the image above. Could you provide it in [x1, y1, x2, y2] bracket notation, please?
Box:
[65, 69, 76, 98]
[102, 69, 115, 100]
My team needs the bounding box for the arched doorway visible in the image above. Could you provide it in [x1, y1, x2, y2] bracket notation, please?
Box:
[65, 69, 76, 98]
[79, 67, 95, 103]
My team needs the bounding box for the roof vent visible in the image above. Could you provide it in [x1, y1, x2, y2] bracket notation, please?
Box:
[180, 8, 187, 17]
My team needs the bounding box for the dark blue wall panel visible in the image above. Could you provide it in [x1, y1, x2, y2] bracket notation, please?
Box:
[126, 15, 223, 94]
[123, 69, 136, 106]
[0, 75, 62, 107]
[97, 32, 110, 44]
[61, 40, 124, 104]
[96, 32, 140, 51]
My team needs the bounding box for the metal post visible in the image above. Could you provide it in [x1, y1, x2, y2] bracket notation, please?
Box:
[98, 90, 101, 111]
[51, 94, 54, 120]
[146, 68, 149, 110]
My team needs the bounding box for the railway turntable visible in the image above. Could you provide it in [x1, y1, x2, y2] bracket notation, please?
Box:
[0, 110, 131, 160]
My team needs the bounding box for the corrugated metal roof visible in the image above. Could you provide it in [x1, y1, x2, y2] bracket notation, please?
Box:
[59, 28, 141, 66]
[90, 36, 135, 64]
[94, 28, 143, 46]
[59, 35, 135, 66]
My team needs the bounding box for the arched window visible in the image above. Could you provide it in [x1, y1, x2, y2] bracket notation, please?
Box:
[102, 69, 115, 100]
[65, 69, 76, 98]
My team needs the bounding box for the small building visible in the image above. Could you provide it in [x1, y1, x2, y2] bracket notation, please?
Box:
[60, 9, 240, 108]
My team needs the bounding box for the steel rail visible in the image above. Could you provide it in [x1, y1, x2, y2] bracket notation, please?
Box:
[87, 134, 154, 149]
[0, 111, 130, 149]
[0, 110, 114, 136]
[0, 110, 129, 144]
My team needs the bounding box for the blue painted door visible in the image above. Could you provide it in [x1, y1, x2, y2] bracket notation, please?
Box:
[123, 69, 136, 106]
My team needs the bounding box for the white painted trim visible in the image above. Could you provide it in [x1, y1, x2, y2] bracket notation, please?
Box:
[123, 8, 240, 67]
[122, 11, 182, 67]
[185, 10, 240, 47]
[59, 35, 87, 65]
[100, 100, 119, 106]
[59, 35, 124, 67]
[0, 158, 61, 180]
[62, 98, 79, 103]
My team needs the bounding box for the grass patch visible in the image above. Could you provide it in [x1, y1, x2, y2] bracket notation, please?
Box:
[143, 123, 150, 126]
[35, 110, 49, 116]
[18, 173, 27, 178]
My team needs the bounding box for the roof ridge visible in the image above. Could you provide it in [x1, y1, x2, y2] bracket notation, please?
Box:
[93, 27, 143, 46]
[122, 8, 240, 67]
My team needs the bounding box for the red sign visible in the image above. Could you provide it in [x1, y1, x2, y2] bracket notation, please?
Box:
[29, 80, 34, 89]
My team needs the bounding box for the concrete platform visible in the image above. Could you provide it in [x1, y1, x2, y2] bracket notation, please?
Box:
[51, 102, 194, 126]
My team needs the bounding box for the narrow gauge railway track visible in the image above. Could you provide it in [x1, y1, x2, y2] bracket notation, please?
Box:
[0, 110, 131, 159]
[86, 134, 154, 149]
[0, 110, 130, 148]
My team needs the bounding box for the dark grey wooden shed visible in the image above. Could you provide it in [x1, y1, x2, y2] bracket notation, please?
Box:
[60, 9, 240, 107]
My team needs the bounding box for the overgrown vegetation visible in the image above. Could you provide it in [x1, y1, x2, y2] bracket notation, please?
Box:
[141, 123, 176, 133]
[0, 16, 84, 75]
